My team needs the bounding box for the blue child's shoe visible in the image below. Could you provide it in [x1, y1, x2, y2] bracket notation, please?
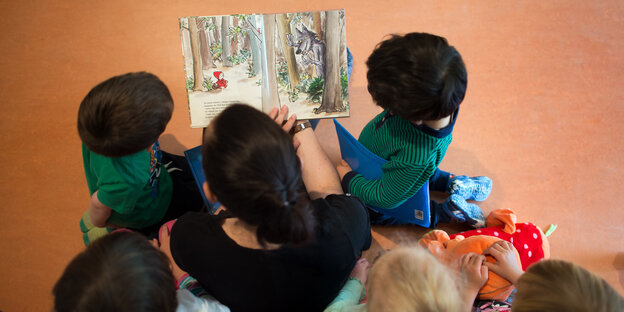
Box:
[448, 175, 492, 201]
[442, 194, 486, 228]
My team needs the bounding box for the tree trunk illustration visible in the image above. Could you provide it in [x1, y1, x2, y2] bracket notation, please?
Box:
[243, 30, 251, 52]
[221, 15, 233, 67]
[212, 17, 220, 42]
[180, 24, 192, 62]
[242, 29, 252, 75]
[316, 11, 342, 113]
[188, 17, 207, 91]
[313, 12, 323, 41]
[276, 14, 300, 91]
[232, 16, 239, 57]
[339, 13, 347, 80]
[247, 16, 262, 76]
[261, 14, 280, 113]
[207, 20, 216, 43]
[198, 19, 215, 69]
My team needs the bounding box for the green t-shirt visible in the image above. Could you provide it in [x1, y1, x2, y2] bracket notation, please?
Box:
[82, 143, 172, 228]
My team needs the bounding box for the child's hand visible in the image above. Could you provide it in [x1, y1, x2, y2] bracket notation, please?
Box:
[336, 160, 353, 180]
[269, 106, 301, 150]
[269, 105, 297, 133]
[482, 241, 523, 284]
[350, 258, 371, 285]
[458, 253, 489, 291]
[458, 253, 488, 307]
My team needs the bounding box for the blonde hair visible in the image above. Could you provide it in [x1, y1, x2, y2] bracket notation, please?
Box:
[514, 259, 624, 312]
[366, 246, 463, 312]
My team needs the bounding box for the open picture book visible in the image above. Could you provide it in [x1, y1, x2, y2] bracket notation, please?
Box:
[179, 10, 350, 128]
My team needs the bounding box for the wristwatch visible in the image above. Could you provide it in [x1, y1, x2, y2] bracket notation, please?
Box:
[292, 120, 312, 134]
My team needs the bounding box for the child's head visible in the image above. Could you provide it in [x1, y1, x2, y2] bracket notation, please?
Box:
[366, 32, 467, 121]
[53, 231, 177, 312]
[366, 246, 464, 312]
[201, 104, 315, 247]
[77, 72, 173, 157]
[513, 259, 624, 312]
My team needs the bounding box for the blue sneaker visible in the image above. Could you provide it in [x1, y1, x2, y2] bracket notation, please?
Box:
[442, 194, 485, 228]
[448, 175, 492, 201]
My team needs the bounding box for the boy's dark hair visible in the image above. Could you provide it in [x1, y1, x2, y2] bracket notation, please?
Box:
[53, 231, 177, 312]
[202, 104, 316, 247]
[77, 72, 173, 157]
[366, 32, 467, 121]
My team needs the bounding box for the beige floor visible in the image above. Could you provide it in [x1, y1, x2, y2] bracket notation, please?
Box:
[1, 0, 623, 310]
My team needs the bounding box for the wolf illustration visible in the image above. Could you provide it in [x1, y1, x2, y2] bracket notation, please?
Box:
[287, 25, 326, 78]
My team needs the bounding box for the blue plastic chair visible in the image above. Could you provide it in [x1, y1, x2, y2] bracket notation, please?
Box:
[333, 119, 431, 227]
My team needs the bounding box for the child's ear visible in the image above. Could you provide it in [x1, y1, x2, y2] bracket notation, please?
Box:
[202, 182, 218, 203]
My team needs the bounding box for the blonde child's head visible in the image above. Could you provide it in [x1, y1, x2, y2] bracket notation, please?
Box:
[366, 246, 464, 312]
[514, 259, 624, 312]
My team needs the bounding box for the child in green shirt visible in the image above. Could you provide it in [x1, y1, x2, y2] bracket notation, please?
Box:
[78, 72, 202, 244]
[338, 33, 491, 227]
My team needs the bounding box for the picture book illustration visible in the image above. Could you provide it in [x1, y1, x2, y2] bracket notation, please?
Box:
[179, 10, 350, 128]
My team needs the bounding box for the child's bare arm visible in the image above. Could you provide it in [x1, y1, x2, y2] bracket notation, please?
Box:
[89, 191, 112, 227]
[482, 241, 523, 284]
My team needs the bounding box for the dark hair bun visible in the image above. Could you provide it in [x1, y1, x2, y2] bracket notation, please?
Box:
[255, 187, 316, 245]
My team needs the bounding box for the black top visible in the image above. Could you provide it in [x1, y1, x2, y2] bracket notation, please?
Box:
[170, 194, 371, 312]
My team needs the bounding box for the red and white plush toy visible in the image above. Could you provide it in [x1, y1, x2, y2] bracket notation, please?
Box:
[419, 208, 555, 301]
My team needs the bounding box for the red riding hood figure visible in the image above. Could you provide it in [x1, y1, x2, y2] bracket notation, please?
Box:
[213, 71, 228, 89]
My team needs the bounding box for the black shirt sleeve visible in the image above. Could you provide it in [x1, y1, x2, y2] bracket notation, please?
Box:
[320, 194, 372, 255]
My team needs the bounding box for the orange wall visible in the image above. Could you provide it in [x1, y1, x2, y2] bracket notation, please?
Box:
[1, 1, 623, 310]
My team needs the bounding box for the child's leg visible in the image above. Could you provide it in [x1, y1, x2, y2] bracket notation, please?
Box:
[134, 151, 205, 239]
[430, 168, 493, 202]
[429, 200, 451, 227]
[429, 168, 452, 192]
[439, 194, 486, 228]
[80, 211, 112, 245]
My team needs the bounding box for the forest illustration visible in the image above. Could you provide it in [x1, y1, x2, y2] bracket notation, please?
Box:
[179, 10, 349, 125]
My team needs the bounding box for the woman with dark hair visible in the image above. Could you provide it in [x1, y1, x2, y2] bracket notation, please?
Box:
[166, 104, 371, 311]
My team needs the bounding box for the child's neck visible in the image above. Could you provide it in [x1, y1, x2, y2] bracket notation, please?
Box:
[411, 115, 451, 130]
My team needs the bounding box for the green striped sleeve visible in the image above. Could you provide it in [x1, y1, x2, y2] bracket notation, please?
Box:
[348, 160, 433, 209]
